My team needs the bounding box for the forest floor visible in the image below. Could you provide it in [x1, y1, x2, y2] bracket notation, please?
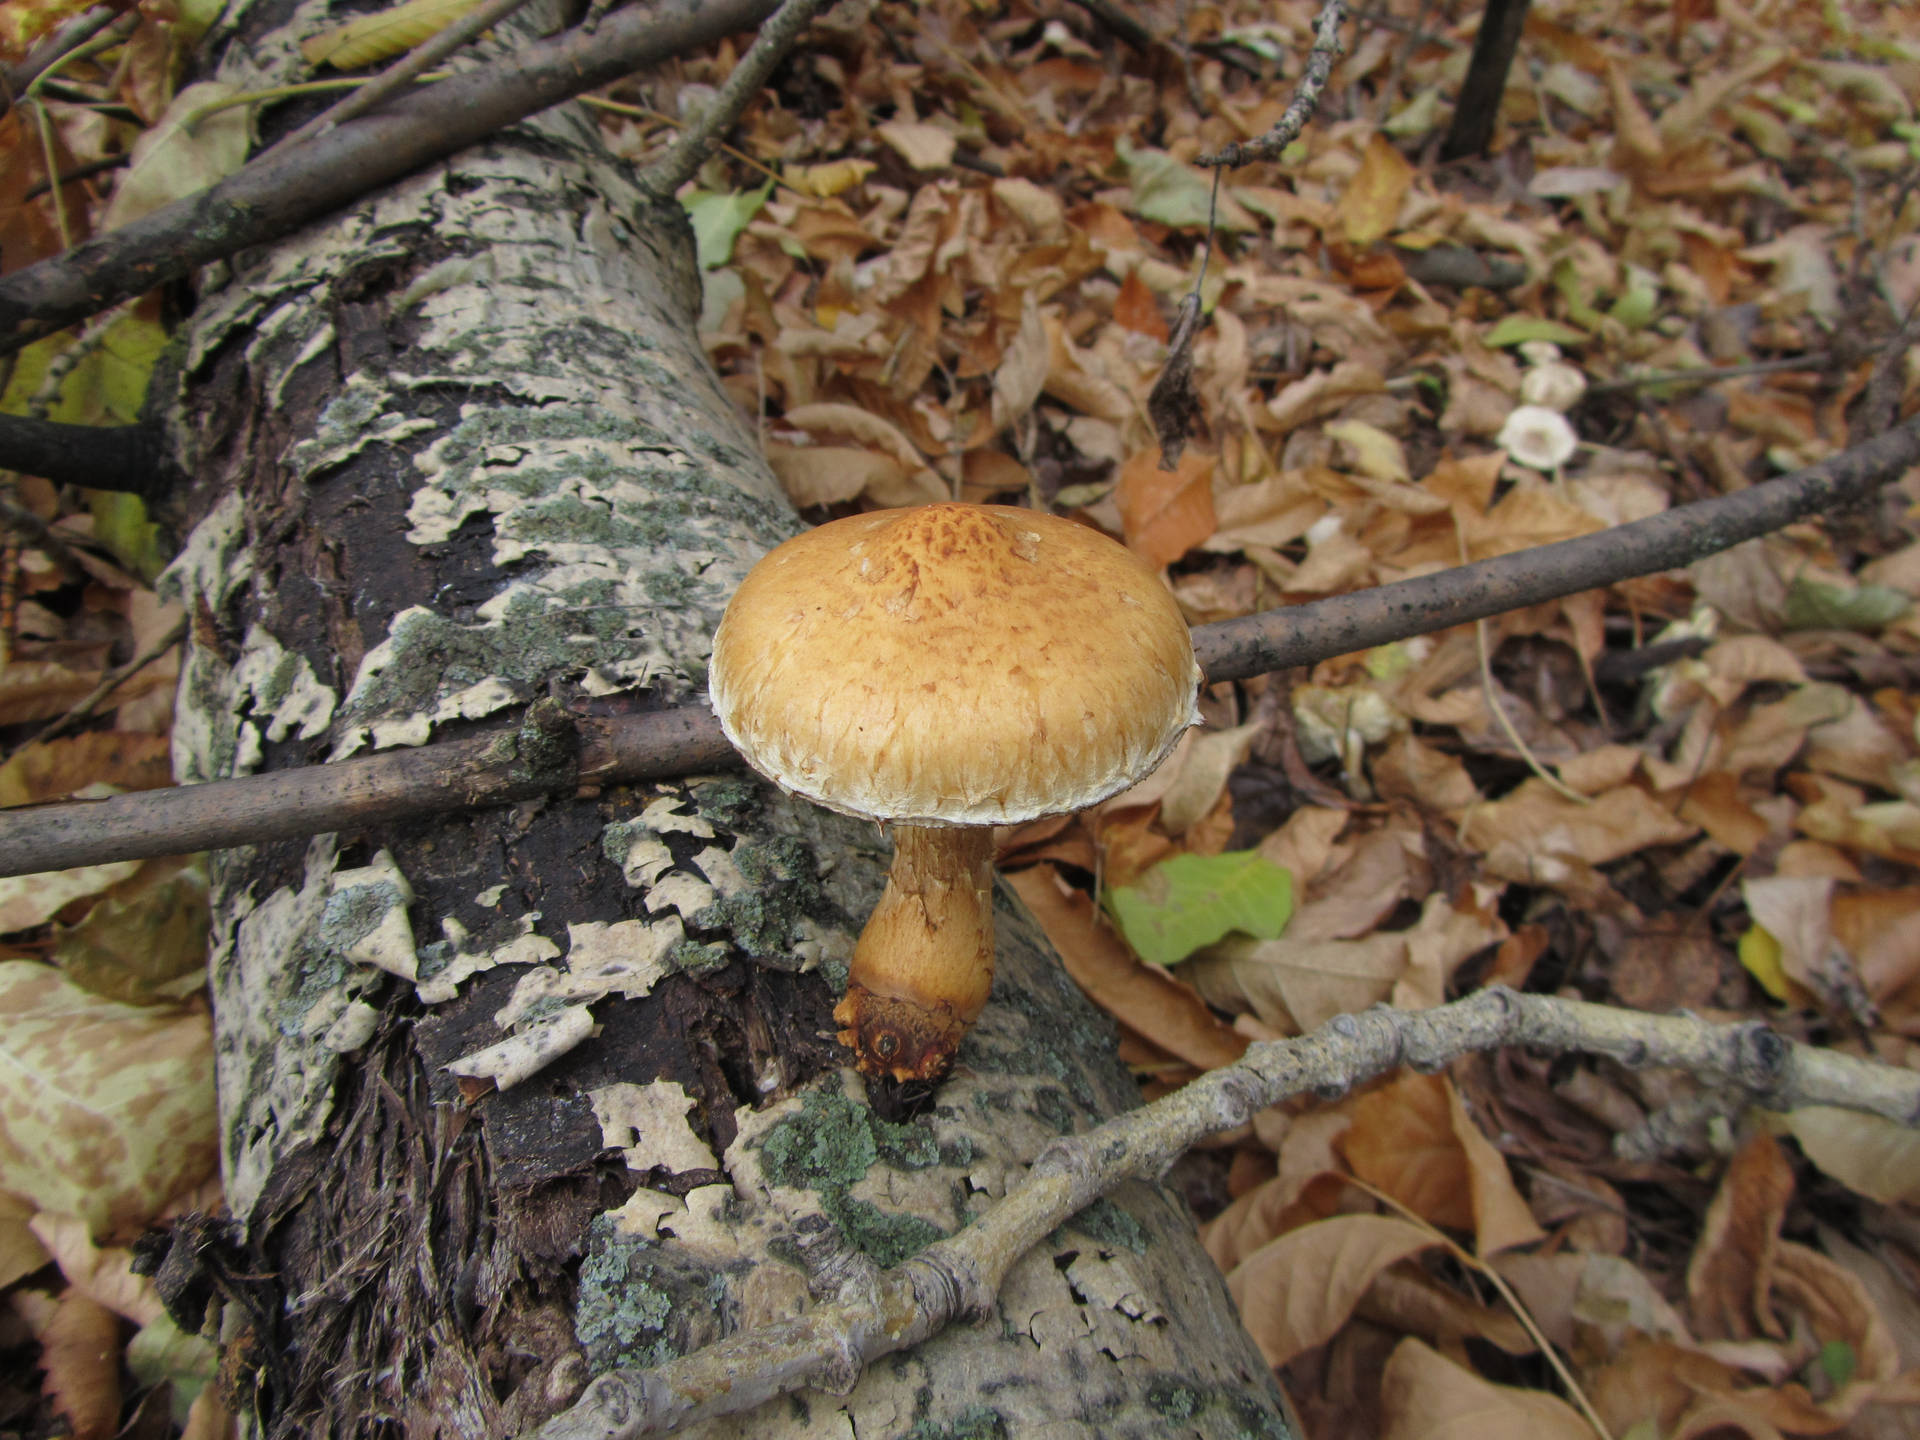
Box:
[3, 0, 1920, 1436]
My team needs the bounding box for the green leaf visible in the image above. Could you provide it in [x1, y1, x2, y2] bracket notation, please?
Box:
[127, 1313, 218, 1423]
[1784, 577, 1912, 632]
[1105, 850, 1294, 967]
[682, 181, 775, 271]
[1608, 263, 1661, 331]
[89, 491, 166, 581]
[0, 310, 166, 427]
[1117, 139, 1255, 232]
[1483, 315, 1591, 348]
[1819, 1339, 1857, 1389]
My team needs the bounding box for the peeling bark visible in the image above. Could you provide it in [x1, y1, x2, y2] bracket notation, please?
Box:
[163, 7, 1293, 1437]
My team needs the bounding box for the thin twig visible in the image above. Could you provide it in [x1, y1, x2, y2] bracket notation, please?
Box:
[272, 0, 542, 154]
[638, 0, 834, 198]
[1585, 354, 1832, 396]
[0, 6, 133, 120]
[2, 412, 1917, 877]
[22, 151, 128, 203]
[1197, 0, 1350, 168]
[25, 616, 187, 749]
[530, 987, 1920, 1439]
[29, 101, 72, 251]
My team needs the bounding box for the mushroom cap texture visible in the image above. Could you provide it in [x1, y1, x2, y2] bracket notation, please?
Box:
[708, 503, 1201, 826]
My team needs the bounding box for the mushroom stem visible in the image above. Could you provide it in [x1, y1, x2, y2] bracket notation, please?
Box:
[834, 824, 997, 1082]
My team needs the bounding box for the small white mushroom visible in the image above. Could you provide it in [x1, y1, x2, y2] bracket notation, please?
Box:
[1497, 404, 1580, 472]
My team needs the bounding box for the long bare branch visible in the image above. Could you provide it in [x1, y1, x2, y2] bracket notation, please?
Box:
[0, 0, 782, 355]
[529, 986, 1920, 1439]
[0, 412, 1914, 878]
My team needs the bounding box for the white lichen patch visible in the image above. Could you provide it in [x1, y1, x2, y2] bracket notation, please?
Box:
[607, 1186, 681, 1239]
[1065, 1250, 1166, 1326]
[161, 495, 255, 785]
[589, 1079, 718, 1174]
[320, 1000, 381, 1054]
[322, 851, 418, 980]
[474, 884, 507, 908]
[445, 1002, 595, 1091]
[644, 872, 715, 919]
[493, 917, 681, 1029]
[640, 795, 716, 837]
[413, 917, 559, 1005]
[691, 844, 748, 897]
[216, 836, 372, 1217]
[231, 625, 337, 745]
[603, 822, 672, 888]
[791, 917, 852, 975]
[284, 373, 440, 483]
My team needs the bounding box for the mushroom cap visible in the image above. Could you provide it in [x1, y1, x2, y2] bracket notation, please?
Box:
[708, 503, 1201, 826]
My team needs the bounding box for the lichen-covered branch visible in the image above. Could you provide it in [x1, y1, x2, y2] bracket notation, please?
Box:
[531, 986, 1919, 1439]
[3, 409, 1918, 878]
[1196, 0, 1349, 168]
[638, 0, 834, 198]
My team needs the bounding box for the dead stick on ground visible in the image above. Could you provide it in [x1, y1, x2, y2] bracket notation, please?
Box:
[638, 0, 834, 198]
[528, 986, 1920, 1440]
[1196, 0, 1349, 167]
[0, 411, 1915, 878]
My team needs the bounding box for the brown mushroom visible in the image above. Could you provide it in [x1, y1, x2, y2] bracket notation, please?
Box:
[707, 502, 1199, 1082]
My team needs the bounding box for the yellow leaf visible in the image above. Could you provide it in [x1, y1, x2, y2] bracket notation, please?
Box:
[1335, 134, 1415, 248]
[302, 0, 483, 69]
[1739, 924, 1788, 1001]
[783, 158, 876, 198]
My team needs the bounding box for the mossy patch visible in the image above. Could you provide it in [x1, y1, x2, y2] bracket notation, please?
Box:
[1065, 1196, 1149, 1257]
[575, 1223, 677, 1368]
[759, 1088, 947, 1267]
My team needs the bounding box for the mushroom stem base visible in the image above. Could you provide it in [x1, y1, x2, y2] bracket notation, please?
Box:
[835, 824, 996, 1082]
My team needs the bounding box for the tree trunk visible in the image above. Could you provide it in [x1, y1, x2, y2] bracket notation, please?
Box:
[160, 5, 1293, 1436]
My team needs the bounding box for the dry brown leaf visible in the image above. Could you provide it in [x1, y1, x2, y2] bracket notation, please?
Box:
[1678, 771, 1773, 854]
[764, 443, 905, 508]
[0, 961, 217, 1241]
[0, 859, 142, 934]
[1380, 1336, 1591, 1440]
[33, 1288, 121, 1440]
[0, 733, 173, 807]
[1335, 136, 1416, 249]
[1446, 1081, 1547, 1257]
[1188, 929, 1407, 1035]
[0, 1188, 47, 1290]
[1156, 719, 1262, 838]
[1226, 1214, 1440, 1367]
[1117, 448, 1216, 567]
[874, 119, 956, 171]
[1783, 1108, 1920, 1205]
[29, 1213, 165, 1324]
[1687, 1132, 1795, 1343]
[1342, 1072, 1476, 1232]
[1004, 865, 1247, 1071]
[0, 661, 98, 727]
[1372, 734, 1480, 811]
[989, 298, 1049, 432]
[1741, 874, 1835, 1002]
[1458, 780, 1697, 867]
[1357, 1264, 1535, 1355]
[1288, 828, 1415, 944]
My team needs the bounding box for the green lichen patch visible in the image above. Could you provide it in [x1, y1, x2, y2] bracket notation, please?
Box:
[1066, 1197, 1150, 1257]
[758, 1088, 947, 1267]
[574, 1222, 678, 1369]
[1147, 1378, 1208, 1421]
